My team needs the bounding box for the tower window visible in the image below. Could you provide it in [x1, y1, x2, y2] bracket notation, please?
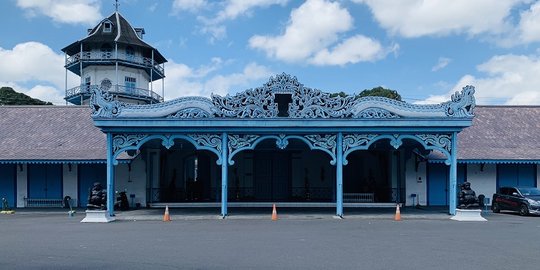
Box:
[103, 22, 112, 33]
[125, 77, 136, 93]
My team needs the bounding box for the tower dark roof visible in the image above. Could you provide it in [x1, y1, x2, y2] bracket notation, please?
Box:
[62, 12, 166, 64]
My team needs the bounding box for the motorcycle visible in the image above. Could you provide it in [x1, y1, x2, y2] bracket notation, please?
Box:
[114, 190, 130, 211]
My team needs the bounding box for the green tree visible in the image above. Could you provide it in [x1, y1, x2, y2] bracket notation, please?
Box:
[358, 86, 402, 101]
[0, 87, 53, 105]
[331, 86, 402, 101]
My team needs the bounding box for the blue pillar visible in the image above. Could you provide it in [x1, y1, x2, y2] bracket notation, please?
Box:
[221, 133, 228, 217]
[336, 132, 343, 217]
[106, 133, 115, 217]
[449, 132, 458, 215]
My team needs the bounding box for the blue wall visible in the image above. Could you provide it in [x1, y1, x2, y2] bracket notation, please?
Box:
[78, 164, 107, 206]
[497, 164, 536, 189]
[28, 164, 62, 199]
[0, 165, 16, 208]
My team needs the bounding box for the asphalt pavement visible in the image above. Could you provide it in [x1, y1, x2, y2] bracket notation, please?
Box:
[1, 207, 539, 270]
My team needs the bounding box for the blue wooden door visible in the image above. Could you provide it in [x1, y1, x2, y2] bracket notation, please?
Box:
[78, 164, 107, 206]
[428, 163, 448, 205]
[498, 164, 536, 189]
[0, 165, 16, 207]
[28, 164, 62, 198]
[427, 164, 466, 206]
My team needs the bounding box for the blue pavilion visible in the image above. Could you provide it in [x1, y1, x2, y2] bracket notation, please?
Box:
[1, 11, 538, 219]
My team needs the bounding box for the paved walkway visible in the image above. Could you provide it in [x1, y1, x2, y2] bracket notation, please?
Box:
[8, 206, 467, 221]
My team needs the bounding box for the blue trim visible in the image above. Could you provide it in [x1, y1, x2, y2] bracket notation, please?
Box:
[94, 119, 471, 131]
[107, 133, 115, 217]
[112, 134, 222, 166]
[429, 159, 540, 164]
[221, 133, 228, 217]
[228, 135, 336, 166]
[344, 134, 452, 165]
[449, 132, 458, 215]
[0, 160, 130, 164]
[336, 133, 343, 217]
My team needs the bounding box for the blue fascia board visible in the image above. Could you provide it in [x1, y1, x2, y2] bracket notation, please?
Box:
[98, 126, 467, 134]
[94, 118, 472, 129]
[0, 159, 131, 164]
[94, 119, 472, 134]
[429, 159, 540, 164]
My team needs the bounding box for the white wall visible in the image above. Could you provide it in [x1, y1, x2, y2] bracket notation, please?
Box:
[466, 164, 496, 205]
[115, 156, 147, 207]
[16, 165, 27, 208]
[82, 66, 150, 89]
[62, 164, 78, 207]
[404, 157, 427, 206]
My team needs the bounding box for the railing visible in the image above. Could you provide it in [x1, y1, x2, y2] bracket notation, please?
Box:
[66, 85, 163, 102]
[291, 187, 333, 201]
[146, 187, 405, 203]
[343, 193, 375, 203]
[24, 198, 63, 207]
[66, 51, 164, 76]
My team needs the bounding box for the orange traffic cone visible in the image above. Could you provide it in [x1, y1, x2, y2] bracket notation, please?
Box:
[394, 204, 401, 221]
[163, 205, 171, 222]
[271, 204, 278, 221]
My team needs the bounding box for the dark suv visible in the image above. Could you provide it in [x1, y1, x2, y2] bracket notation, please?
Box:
[492, 187, 540, 216]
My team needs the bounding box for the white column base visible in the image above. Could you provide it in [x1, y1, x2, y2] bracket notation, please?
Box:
[450, 209, 487, 221]
[81, 210, 115, 223]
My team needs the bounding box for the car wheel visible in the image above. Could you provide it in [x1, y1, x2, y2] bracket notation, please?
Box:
[492, 203, 500, 213]
[519, 204, 529, 216]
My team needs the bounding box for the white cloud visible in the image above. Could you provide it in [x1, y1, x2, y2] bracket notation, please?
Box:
[172, 0, 208, 14]
[249, 0, 353, 62]
[310, 35, 390, 66]
[190, 0, 289, 41]
[204, 62, 273, 95]
[431, 57, 452, 72]
[354, 0, 525, 38]
[517, 1, 540, 43]
[249, 0, 393, 66]
[417, 54, 540, 105]
[0, 42, 67, 89]
[154, 60, 273, 100]
[16, 0, 102, 25]
[0, 42, 79, 105]
[216, 0, 289, 21]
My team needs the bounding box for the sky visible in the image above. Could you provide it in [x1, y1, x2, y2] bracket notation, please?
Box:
[1, 0, 540, 105]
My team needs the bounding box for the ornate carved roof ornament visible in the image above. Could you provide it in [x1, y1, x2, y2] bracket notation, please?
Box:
[90, 73, 476, 119]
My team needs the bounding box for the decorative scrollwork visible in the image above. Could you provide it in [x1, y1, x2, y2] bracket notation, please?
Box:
[228, 135, 260, 155]
[289, 87, 356, 118]
[90, 86, 125, 118]
[187, 134, 222, 153]
[168, 108, 211, 118]
[212, 87, 278, 118]
[275, 134, 289, 149]
[415, 134, 452, 152]
[264, 73, 301, 94]
[343, 134, 379, 153]
[442, 85, 476, 117]
[112, 134, 148, 155]
[355, 108, 399, 118]
[304, 134, 337, 155]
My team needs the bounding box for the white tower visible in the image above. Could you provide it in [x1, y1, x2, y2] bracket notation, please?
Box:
[62, 11, 166, 105]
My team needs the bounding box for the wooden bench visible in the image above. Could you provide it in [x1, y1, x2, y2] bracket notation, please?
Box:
[343, 193, 375, 203]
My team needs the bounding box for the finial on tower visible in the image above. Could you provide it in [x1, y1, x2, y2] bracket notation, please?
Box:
[114, 0, 120, 12]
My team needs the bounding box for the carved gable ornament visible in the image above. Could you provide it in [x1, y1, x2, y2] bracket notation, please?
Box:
[90, 73, 475, 119]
